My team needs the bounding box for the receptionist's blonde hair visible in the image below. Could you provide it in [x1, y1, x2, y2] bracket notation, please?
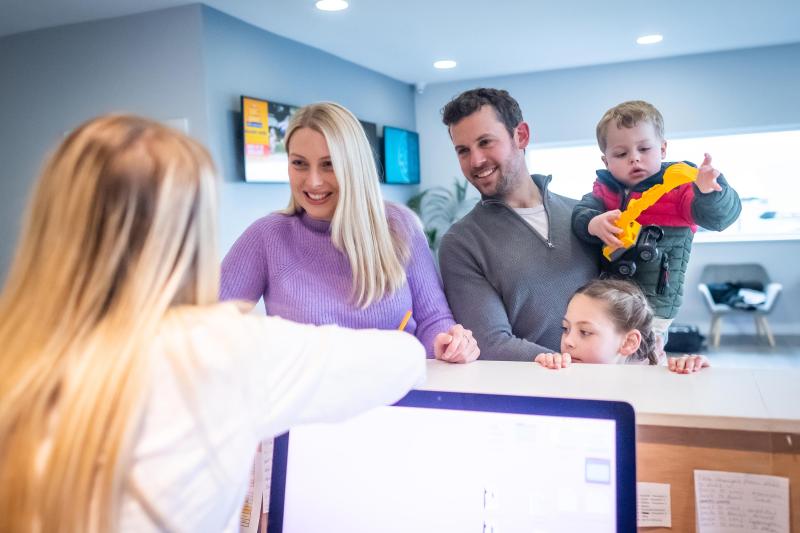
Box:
[0, 114, 219, 532]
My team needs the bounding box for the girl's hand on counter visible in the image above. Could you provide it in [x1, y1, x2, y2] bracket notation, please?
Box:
[668, 354, 710, 374]
[534, 352, 572, 369]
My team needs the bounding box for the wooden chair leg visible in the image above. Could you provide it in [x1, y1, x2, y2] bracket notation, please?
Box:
[758, 315, 776, 347]
[754, 314, 763, 337]
[707, 316, 716, 347]
[710, 315, 722, 348]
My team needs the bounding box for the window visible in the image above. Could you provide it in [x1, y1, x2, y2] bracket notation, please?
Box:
[527, 129, 800, 241]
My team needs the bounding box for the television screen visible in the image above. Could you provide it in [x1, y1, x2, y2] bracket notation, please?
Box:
[359, 120, 382, 178]
[241, 96, 300, 183]
[383, 126, 420, 184]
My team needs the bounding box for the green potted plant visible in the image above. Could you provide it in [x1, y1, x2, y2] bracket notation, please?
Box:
[407, 178, 475, 255]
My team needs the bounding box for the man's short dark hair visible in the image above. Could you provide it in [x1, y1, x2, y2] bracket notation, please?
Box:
[441, 88, 523, 138]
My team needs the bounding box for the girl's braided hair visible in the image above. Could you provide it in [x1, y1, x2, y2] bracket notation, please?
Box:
[575, 278, 658, 365]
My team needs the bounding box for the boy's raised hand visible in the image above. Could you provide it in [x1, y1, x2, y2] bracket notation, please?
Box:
[695, 153, 722, 194]
[588, 210, 623, 248]
[534, 352, 572, 369]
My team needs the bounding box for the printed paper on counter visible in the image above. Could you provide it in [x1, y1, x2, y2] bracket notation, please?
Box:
[637, 482, 671, 527]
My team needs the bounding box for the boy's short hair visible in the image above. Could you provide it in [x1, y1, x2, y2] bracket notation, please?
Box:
[441, 88, 523, 138]
[596, 100, 665, 153]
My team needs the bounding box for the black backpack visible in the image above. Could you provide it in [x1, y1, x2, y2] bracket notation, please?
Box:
[664, 324, 706, 353]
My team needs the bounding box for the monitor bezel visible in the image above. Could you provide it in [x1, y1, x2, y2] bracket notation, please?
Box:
[268, 389, 636, 533]
[358, 119, 383, 179]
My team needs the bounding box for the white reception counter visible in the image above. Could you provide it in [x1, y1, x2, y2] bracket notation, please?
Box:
[419, 360, 800, 433]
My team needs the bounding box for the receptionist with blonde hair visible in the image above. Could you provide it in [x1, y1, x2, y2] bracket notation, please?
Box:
[0, 114, 426, 532]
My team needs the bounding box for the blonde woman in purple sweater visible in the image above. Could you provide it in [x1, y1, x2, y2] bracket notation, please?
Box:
[221, 102, 479, 363]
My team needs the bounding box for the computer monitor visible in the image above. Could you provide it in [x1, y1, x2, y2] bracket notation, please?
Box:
[268, 390, 636, 532]
[358, 119, 382, 178]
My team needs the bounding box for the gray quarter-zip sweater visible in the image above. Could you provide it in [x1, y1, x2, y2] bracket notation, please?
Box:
[438, 174, 599, 361]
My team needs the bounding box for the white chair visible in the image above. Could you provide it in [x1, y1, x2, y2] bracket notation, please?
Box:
[698, 263, 783, 347]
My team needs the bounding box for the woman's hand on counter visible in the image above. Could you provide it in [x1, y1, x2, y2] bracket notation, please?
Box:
[434, 324, 480, 364]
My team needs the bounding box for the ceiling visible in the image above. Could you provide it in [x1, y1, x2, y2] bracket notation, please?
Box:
[2, 0, 800, 85]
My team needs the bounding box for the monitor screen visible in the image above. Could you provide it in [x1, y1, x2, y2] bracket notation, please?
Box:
[359, 120, 382, 179]
[383, 126, 420, 184]
[269, 391, 635, 533]
[241, 96, 299, 183]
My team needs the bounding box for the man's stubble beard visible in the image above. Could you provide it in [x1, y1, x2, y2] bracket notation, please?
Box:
[487, 156, 525, 201]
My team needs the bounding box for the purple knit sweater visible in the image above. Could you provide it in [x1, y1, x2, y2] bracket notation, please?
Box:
[220, 203, 455, 356]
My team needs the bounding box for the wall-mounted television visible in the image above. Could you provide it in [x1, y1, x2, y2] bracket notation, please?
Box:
[359, 120, 383, 178]
[383, 126, 420, 185]
[241, 95, 300, 183]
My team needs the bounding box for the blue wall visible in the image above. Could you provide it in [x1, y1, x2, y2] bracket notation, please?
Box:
[414, 43, 800, 335]
[0, 5, 208, 280]
[0, 5, 418, 281]
[1, 4, 797, 336]
[199, 7, 418, 254]
[415, 42, 800, 190]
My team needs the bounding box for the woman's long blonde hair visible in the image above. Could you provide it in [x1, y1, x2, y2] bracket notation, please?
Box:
[0, 114, 219, 532]
[283, 102, 410, 308]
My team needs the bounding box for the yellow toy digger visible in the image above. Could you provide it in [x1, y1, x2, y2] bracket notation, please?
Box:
[603, 163, 698, 279]
[603, 162, 698, 262]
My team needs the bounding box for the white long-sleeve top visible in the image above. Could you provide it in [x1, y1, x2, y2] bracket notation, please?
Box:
[118, 303, 426, 532]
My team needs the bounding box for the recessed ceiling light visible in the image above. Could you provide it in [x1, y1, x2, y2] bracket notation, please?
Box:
[636, 34, 663, 45]
[433, 60, 457, 70]
[315, 0, 348, 11]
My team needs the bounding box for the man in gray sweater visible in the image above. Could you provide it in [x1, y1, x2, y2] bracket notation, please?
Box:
[439, 88, 598, 361]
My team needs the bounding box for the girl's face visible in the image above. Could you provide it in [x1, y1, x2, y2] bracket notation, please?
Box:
[560, 294, 640, 364]
[288, 127, 340, 221]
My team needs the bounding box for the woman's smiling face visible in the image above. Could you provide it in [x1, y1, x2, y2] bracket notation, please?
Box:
[288, 127, 340, 221]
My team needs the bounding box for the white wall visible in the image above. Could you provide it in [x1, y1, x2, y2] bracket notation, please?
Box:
[414, 43, 800, 335]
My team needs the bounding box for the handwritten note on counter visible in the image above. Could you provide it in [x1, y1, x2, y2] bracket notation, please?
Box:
[694, 470, 789, 533]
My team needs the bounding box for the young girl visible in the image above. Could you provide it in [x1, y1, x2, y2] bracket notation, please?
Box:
[535, 278, 709, 373]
